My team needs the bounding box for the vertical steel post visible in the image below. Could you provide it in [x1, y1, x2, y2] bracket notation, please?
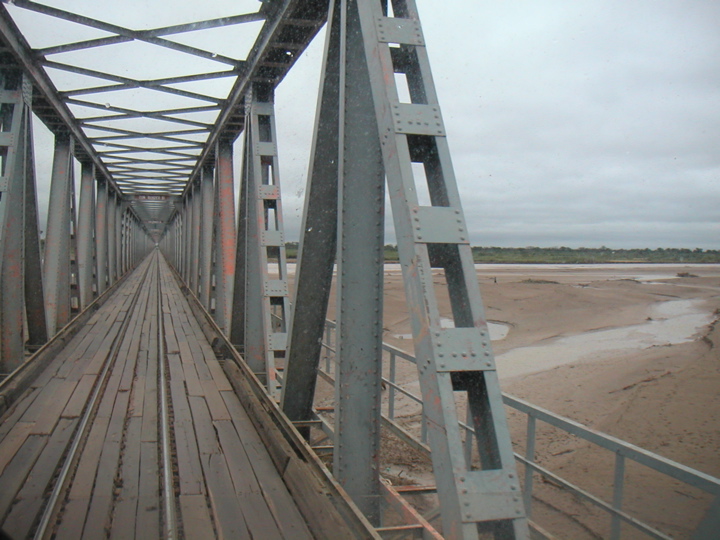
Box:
[115, 199, 123, 278]
[349, 0, 528, 536]
[76, 161, 95, 309]
[95, 177, 108, 295]
[213, 138, 236, 333]
[43, 133, 74, 336]
[190, 182, 201, 294]
[199, 165, 214, 310]
[0, 71, 45, 369]
[333, 0, 386, 522]
[22, 87, 47, 350]
[234, 85, 292, 398]
[106, 190, 117, 286]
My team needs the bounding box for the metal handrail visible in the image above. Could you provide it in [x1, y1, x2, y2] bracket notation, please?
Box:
[319, 320, 720, 539]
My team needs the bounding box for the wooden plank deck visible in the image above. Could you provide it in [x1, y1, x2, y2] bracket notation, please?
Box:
[0, 251, 314, 539]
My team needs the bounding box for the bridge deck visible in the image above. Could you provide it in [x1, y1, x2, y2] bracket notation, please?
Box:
[0, 252, 313, 539]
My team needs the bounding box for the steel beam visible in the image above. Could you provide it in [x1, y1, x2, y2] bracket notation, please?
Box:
[95, 177, 108, 295]
[76, 161, 96, 308]
[43, 133, 75, 336]
[190, 182, 201, 294]
[351, 0, 528, 536]
[0, 71, 39, 370]
[281, 0, 342, 423]
[199, 165, 214, 310]
[106, 190, 117, 286]
[234, 85, 291, 398]
[22, 88, 48, 349]
[212, 138, 236, 334]
[332, 0, 385, 523]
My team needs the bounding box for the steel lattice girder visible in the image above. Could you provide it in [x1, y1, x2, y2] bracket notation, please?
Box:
[0, 0, 329, 229]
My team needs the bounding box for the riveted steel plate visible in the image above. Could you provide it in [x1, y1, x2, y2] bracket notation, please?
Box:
[432, 327, 495, 372]
[258, 185, 279, 199]
[391, 103, 445, 136]
[0, 175, 8, 192]
[255, 141, 277, 156]
[264, 279, 288, 296]
[269, 332, 287, 351]
[261, 230, 284, 247]
[411, 206, 468, 244]
[375, 16, 424, 46]
[457, 470, 524, 522]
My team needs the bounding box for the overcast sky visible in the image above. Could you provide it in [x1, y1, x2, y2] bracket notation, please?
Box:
[19, 0, 720, 249]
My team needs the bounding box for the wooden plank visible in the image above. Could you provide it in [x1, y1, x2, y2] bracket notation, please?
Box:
[183, 362, 204, 397]
[135, 441, 160, 540]
[68, 415, 110, 500]
[19, 377, 63, 424]
[84, 390, 130, 532]
[0, 434, 46, 519]
[62, 374, 97, 419]
[179, 494, 215, 540]
[201, 380, 231, 421]
[110, 416, 142, 540]
[0, 421, 35, 476]
[55, 497, 91, 540]
[214, 420, 284, 540]
[205, 358, 233, 392]
[31, 379, 78, 434]
[170, 368, 204, 496]
[0, 386, 41, 441]
[188, 396, 219, 455]
[2, 418, 77, 540]
[202, 452, 251, 540]
[221, 391, 313, 539]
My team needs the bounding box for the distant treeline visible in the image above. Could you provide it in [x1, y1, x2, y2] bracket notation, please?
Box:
[285, 243, 719, 264]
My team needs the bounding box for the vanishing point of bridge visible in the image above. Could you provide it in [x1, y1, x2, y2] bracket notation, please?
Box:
[1, 1, 717, 539]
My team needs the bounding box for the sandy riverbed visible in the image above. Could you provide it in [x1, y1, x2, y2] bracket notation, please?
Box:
[302, 263, 719, 538]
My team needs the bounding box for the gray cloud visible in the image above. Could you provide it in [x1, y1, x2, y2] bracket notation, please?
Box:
[21, 1, 720, 249]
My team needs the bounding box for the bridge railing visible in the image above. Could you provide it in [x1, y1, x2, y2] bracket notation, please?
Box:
[319, 320, 720, 540]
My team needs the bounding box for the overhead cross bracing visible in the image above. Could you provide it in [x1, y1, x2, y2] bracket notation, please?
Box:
[0, 0, 327, 227]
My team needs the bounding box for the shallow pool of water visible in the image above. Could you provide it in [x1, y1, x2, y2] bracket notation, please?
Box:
[496, 299, 712, 380]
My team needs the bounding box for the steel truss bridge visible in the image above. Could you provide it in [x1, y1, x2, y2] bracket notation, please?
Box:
[0, 1, 718, 539]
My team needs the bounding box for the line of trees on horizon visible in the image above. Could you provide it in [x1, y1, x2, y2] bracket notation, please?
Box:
[283, 243, 719, 264]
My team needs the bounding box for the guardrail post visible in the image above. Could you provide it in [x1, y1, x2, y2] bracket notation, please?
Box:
[523, 415, 537, 517]
[611, 452, 626, 539]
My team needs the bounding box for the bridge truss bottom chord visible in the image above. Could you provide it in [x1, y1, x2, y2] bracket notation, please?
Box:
[0, 251, 313, 540]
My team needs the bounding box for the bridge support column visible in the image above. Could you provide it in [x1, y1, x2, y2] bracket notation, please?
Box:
[106, 191, 118, 286]
[95, 178, 108, 295]
[212, 138, 236, 334]
[283, 0, 529, 536]
[232, 84, 291, 398]
[114, 199, 123, 279]
[199, 165, 214, 310]
[0, 71, 47, 370]
[43, 133, 77, 336]
[76, 162, 96, 309]
[190, 182, 201, 295]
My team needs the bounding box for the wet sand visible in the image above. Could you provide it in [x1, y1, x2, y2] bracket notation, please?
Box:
[377, 263, 719, 538]
[302, 262, 719, 538]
